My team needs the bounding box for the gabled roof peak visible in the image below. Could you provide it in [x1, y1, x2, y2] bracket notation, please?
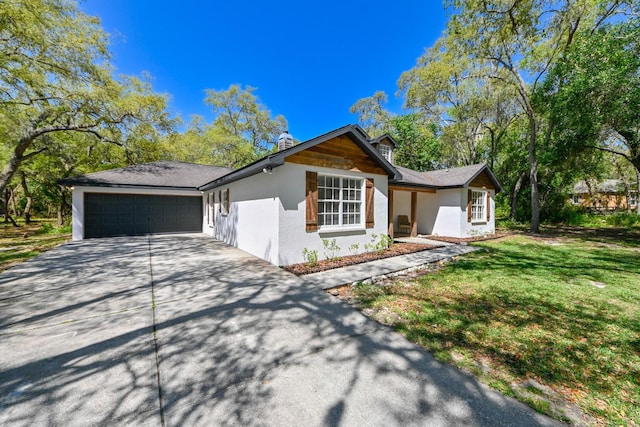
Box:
[369, 134, 399, 147]
[393, 163, 503, 193]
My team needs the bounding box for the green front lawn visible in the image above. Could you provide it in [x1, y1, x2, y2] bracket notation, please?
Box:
[352, 234, 640, 426]
[0, 220, 71, 271]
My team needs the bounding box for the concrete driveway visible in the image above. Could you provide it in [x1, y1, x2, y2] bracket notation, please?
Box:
[0, 235, 560, 426]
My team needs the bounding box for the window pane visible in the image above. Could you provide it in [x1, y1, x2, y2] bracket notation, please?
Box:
[471, 190, 485, 221]
[317, 174, 364, 228]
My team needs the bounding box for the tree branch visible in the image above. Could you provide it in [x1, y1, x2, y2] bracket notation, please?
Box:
[585, 144, 632, 162]
[22, 147, 49, 160]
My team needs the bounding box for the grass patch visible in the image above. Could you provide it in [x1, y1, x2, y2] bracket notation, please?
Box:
[352, 234, 640, 425]
[0, 219, 71, 271]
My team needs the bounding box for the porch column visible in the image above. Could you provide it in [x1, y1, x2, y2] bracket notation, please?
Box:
[388, 189, 394, 239]
[410, 191, 417, 237]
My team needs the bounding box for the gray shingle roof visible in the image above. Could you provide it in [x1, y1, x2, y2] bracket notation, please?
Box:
[573, 179, 637, 194]
[393, 163, 502, 192]
[60, 161, 234, 189]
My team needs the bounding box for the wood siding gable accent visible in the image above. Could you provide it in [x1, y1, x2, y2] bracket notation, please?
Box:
[306, 171, 318, 232]
[286, 135, 387, 175]
[365, 178, 374, 229]
[467, 189, 472, 222]
[470, 171, 496, 190]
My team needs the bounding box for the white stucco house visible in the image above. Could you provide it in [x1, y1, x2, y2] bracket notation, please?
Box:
[61, 124, 502, 266]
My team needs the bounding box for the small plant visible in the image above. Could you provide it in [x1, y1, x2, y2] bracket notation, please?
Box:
[348, 243, 360, 255]
[364, 233, 378, 252]
[302, 248, 318, 266]
[322, 238, 341, 261]
[36, 223, 54, 235]
[365, 233, 392, 254]
[374, 234, 393, 253]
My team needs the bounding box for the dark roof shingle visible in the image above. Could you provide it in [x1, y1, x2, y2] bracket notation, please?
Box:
[60, 161, 234, 189]
[573, 179, 636, 194]
[393, 163, 502, 192]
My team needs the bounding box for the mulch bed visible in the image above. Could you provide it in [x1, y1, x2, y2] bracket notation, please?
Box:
[422, 232, 511, 244]
[283, 242, 442, 275]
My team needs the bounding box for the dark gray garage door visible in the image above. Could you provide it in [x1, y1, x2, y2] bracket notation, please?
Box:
[84, 193, 202, 238]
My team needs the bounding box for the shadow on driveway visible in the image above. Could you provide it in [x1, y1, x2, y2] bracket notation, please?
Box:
[0, 235, 560, 426]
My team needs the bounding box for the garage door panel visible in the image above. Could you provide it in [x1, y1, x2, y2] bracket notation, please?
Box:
[84, 193, 202, 238]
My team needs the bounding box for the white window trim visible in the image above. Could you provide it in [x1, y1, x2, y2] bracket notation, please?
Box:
[571, 195, 580, 205]
[471, 189, 487, 223]
[629, 193, 638, 207]
[317, 174, 364, 231]
[377, 144, 392, 163]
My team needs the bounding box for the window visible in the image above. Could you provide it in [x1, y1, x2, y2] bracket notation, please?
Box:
[376, 144, 392, 163]
[630, 193, 638, 207]
[318, 175, 363, 228]
[471, 190, 486, 222]
[221, 188, 229, 215]
[571, 195, 580, 205]
[207, 193, 214, 226]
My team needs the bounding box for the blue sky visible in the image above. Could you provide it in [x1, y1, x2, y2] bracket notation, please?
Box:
[81, 1, 448, 142]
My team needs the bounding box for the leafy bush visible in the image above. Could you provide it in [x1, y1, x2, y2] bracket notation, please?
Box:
[302, 248, 318, 266]
[36, 223, 72, 235]
[364, 233, 392, 254]
[36, 223, 54, 234]
[348, 243, 360, 255]
[322, 238, 341, 261]
[605, 212, 640, 227]
[544, 205, 640, 228]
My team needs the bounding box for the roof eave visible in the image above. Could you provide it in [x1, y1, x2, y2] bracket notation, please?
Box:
[57, 181, 201, 192]
[198, 156, 286, 191]
[390, 181, 466, 190]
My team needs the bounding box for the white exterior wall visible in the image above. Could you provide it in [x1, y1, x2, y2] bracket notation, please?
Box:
[277, 163, 389, 266]
[209, 171, 280, 264]
[429, 188, 466, 237]
[416, 192, 439, 235]
[71, 186, 202, 241]
[427, 188, 496, 237]
[461, 187, 496, 237]
[392, 187, 496, 238]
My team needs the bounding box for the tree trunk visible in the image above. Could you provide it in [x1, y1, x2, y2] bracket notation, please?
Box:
[0, 136, 34, 210]
[511, 171, 527, 220]
[528, 116, 540, 233]
[21, 174, 33, 224]
[57, 190, 71, 226]
[3, 188, 18, 226]
[57, 203, 64, 226]
[9, 187, 19, 217]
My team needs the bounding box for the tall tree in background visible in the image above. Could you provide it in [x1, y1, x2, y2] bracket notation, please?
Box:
[389, 114, 442, 171]
[204, 84, 287, 155]
[0, 0, 173, 209]
[542, 20, 640, 205]
[350, 94, 442, 171]
[441, 0, 630, 232]
[399, 36, 520, 167]
[349, 91, 393, 137]
[161, 115, 258, 168]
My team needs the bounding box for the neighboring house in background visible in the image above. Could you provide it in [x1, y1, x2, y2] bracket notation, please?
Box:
[61, 124, 502, 266]
[571, 179, 638, 212]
